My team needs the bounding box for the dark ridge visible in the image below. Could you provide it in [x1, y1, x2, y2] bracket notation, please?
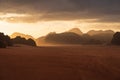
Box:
[111, 32, 120, 45]
[45, 32, 83, 44]
[68, 28, 83, 35]
[36, 28, 115, 46]
[0, 32, 13, 48]
[12, 36, 36, 46]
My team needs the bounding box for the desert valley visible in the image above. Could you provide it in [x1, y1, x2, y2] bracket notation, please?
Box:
[1, 29, 120, 80]
[1, 45, 120, 80]
[0, 0, 120, 80]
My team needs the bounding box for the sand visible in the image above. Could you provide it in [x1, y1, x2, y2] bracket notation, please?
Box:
[0, 45, 120, 80]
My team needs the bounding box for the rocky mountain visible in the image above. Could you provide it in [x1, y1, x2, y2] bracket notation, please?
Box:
[111, 32, 120, 45]
[36, 28, 115, 46]
[10, 32, 35, 40]
[87, 30, 114, 36]
[12, 36, 36, 46]
[44, 32, 83, 44]
[68, 28, 83, 35]
[0, 32, 13, 48]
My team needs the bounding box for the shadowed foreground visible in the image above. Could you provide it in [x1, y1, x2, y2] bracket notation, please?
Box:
[0, 45, 120, 80]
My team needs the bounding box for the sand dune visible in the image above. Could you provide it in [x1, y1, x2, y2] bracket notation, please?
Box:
[0, 45, 120, 80]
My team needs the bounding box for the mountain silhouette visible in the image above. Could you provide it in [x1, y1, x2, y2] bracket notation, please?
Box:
[11, 32, 35, 40]
[68, 28, 83, 35]
[87, 30, 114, 36]
[36, 28, 83, 45]
[36, 28, 115, 46]
[87, 30, 114, 44]
[0, 32, 13, 48]
[45, 32, 83, 44]
[12, 36, 36, 46]
[111, 32, 120, 45]
[36, 36, 47, 46]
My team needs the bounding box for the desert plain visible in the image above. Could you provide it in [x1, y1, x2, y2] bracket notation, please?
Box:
[0, 45, 120, 80]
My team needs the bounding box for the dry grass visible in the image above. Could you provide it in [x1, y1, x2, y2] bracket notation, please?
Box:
[0, 45, 120, 80]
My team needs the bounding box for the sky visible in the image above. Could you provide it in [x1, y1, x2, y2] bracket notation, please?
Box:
[0, 0, 120, 38]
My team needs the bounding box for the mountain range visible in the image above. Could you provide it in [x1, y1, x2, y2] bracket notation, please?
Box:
[68, 28, 83, 35]
[10, 32, 35, 40]
[10, 28, 115, 46]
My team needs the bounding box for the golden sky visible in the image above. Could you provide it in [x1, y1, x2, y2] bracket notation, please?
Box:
[0, 0, 120, 38]
[0, 16, 120, 38]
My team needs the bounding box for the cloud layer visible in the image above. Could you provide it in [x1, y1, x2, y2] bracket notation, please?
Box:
[0, 0, 120, 23]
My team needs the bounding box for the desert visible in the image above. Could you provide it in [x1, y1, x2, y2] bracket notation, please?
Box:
[0, 45, 120, 80]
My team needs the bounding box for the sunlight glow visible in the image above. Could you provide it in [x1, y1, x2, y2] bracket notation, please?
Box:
[0, 19, 120, 38]
[0, 13, 27, 18]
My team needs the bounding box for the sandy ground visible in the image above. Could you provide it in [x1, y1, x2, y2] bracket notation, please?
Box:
[0, 45, 120, 80]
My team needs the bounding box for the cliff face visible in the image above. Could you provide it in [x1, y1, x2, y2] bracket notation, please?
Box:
[111, 32, 120, 45]
[68, 28, 83, 35]
[0, 32, 13, 48]
[45, 32, 83, 44]
[10, 32, 35, 40]
[87, 30, 114, 36]
[12, 36, 36, 46]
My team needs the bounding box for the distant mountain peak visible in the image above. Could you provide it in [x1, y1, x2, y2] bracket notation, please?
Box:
[87, 30, 114, 36]
[68, 28, 83, 35]
[10, 32, 35, 40]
